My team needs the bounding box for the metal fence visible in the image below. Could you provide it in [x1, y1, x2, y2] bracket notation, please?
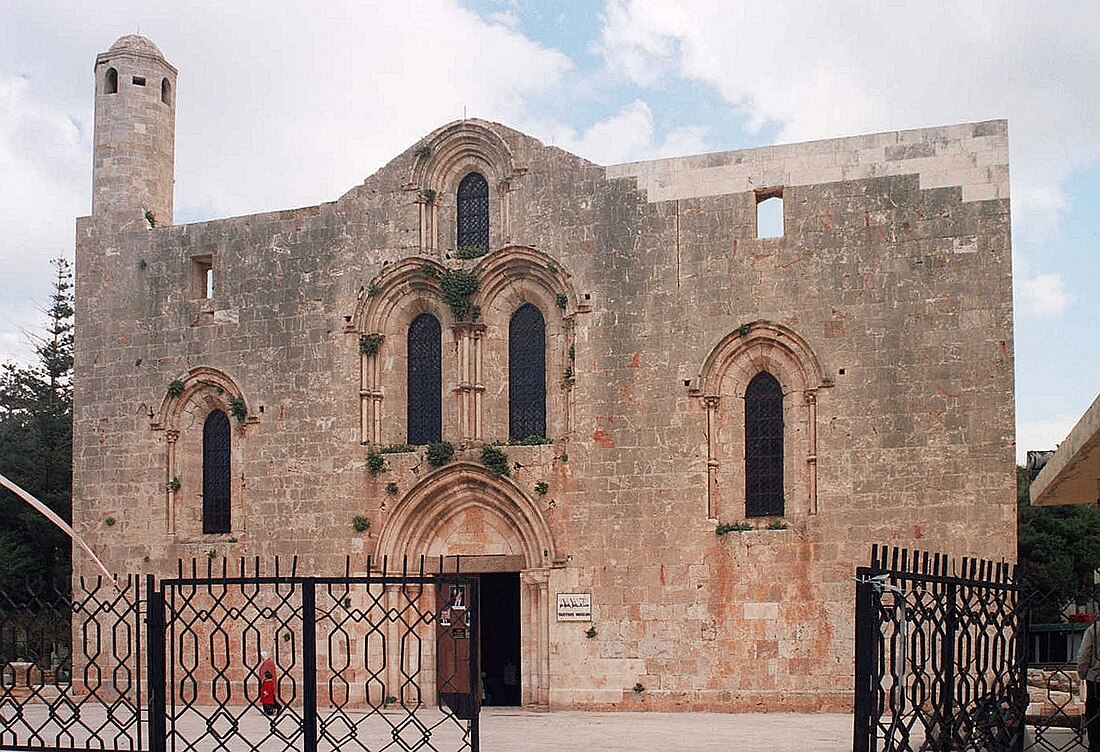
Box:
[0, 557, 480, 752]
[852, 544, 1100, 752]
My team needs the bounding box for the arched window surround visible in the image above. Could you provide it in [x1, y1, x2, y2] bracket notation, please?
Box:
[456, 172, 490, 253]
[105, 67, 118, 94]
[150, 367, 252, 537]
[694, 322, 831, 521]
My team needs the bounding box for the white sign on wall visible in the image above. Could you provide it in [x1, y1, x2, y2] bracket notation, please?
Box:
[556, 593, 592, 622]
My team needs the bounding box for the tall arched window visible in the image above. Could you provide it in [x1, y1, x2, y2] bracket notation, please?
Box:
[407, 313, 442, 444]
[161, 77, 172, 105]
[105, 68, 118, 94]
[457, 172, 489, 252]
[509, 303, 546, 441]
[745, 371, 784, 517]
[202, 410, 231, 534]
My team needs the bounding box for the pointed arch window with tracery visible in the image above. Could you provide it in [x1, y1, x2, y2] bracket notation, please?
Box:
[408, 313, 442, 445]
[509, 303, 546, 441]
[457, 172, 489, 252]
[202, 409, 231, 534]
[745, 371, 784, 517]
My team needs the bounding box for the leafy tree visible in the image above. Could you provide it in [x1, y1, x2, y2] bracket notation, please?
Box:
[0, 259, 74, 588]
[1017, 465, 1100, 622]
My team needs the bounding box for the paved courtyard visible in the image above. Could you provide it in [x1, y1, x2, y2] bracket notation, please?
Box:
[478, 708, 852, 751]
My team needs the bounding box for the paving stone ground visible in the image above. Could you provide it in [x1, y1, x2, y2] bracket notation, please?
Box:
[478, 708, 852, 751]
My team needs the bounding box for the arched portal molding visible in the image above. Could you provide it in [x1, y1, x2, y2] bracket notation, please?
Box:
[354, 257, 446, 335]
[475, 245, 578, 315]
[374, 462, 557, 570]
[409, 121, 518, 195]
[696, 320, 831, 399]
[151, 366, 247, 431]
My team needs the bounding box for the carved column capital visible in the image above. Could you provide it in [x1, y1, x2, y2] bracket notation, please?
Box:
[165, 429, 180, 444]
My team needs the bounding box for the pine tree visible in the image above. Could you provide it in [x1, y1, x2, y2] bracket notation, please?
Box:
[0, 259, 74, 588]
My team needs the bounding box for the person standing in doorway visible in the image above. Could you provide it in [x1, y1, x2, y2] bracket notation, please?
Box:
[1077, 619, 1100, 751]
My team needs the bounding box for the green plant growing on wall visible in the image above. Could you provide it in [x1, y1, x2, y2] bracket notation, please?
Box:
[413, 144, 430, 159]
[144, 209, 156, 228]
[441, 269, 479, 320]
[426, 441, 455, 468]
[138, 258, 147, 270]
[633, 683, 645, 693]
[765, 520, 788, 530]
[559, 453, 568, 463]
[555, 293, 567, 310]
[421, 188, 437, 205]
[568, 344, 575, 362]
[585, 626, 597, 638]
[167, 476, 181, 493]
[563, 366, 574, 380]
[379, 444, 413, 454]
[366, 282, 381, 298]
[738, 322, 752, 337]
[508, 435, 550, 446]
[229, 395, 247, 422]
[359, 333, 383, 356]
[384, 694, 398, 706]
[104, 517, 116, 527]
[166, 379, 185, 397]
[419, 262, 439, 279]
[367, 452, 385, 476]
[456, 244, 488, 259]
[207, 549, 218, 560]
[352, 516, 370, 533]
[481, 446, 510, 477]
[716, 521, 753, 535]
[385, 482, 399, 496]
[534, 481, 549, 496]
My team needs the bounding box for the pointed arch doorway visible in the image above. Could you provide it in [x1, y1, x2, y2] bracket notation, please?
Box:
[374, 462, 556, 709]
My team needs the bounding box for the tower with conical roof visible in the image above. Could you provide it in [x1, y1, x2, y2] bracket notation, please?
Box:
[92, 35, 177, 227]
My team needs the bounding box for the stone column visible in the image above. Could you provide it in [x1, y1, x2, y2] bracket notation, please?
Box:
[520, 568, 550, 709]
[704, 396, 720, 519]
[165, 429, 179, 535]
[805, 389, 818, 515]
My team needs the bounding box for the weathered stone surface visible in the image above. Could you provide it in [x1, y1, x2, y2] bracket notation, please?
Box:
[72, 36, 1016, 712]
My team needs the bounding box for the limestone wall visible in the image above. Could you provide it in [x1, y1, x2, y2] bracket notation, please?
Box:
[73, 118, 1015, 711]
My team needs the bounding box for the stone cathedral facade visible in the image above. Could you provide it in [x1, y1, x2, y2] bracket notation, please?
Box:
[73, 35, 1017, 711]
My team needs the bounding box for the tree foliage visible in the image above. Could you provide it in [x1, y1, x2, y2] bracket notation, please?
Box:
[1017, 465, 1100, 623]
[0, 259, 74, 588]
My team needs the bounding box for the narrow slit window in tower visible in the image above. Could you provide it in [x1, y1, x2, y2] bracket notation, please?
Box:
[191, 256, 214, 300]
[105, 68, 118, 94]
[161, 78, 172, 105]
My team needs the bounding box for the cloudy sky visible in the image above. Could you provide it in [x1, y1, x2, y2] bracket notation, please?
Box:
[1, 0, 1097, 463]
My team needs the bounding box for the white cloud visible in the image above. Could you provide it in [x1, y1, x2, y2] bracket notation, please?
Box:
[538, 100, 712, 165]
[1014, 255, 1076, 318]
[596, 0, 1100, 241]
[0, 0, 572, 362]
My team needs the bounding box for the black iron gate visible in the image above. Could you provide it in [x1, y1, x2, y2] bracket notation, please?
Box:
[853, 545, 1028, 752]
[1, 558, 479, 752]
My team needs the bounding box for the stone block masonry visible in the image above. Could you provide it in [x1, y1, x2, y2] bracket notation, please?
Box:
[72, 34, 1014, 714]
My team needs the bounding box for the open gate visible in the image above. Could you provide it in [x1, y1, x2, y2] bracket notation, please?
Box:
[0, 557, 480, 752]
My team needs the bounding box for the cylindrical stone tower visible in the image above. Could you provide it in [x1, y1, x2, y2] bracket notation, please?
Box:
[92, 35, 177, 227]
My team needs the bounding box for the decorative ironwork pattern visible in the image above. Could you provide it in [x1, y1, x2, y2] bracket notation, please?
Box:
[0, 574, 144, 751]
[152, 556, 479, 752]
[744, 371, 783, 517]
[407, 314, 442, 445]
[508, 303, 546, 441]
[456, 173, 489, 252]
[854, 545, 1028, 752]
[202, 409, 231, 534]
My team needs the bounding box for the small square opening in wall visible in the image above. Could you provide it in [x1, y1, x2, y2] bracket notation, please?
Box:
[755, 189, 784, 239]
[132, 76, 146, 86]
[191, 255, 214, 300]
